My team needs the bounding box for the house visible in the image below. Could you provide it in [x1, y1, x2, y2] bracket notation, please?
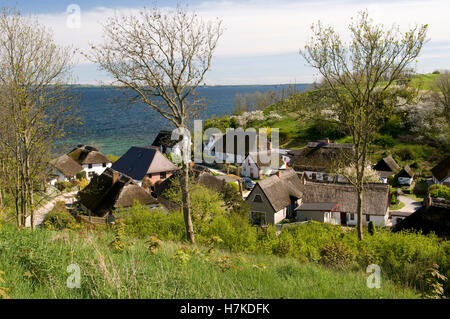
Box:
[295, 202, 340, 225]
[396, 165, 414, 186]
[373, 155, 401, 183]
[78, 168, 159, 219]
[393, 197, 450, 239]
[246, 169, 303, 225]
[208, 130, 272, 165]
[67, 145, 112, 180]
[300, 180, 390, 227]
[150, 130, 183, 156]
[290, 141, 354, 183]
[49, 154, 83, 185]
[111, 146, 179, 187]
[241, 150, 288, 179]
[431, 155, 450, 186]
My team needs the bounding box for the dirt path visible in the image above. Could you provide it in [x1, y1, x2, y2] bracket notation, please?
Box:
[25, 191, 77, 228]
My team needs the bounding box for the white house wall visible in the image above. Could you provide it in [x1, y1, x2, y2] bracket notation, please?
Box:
[346, 213, 387, 227]
[83, 163, 112, 181]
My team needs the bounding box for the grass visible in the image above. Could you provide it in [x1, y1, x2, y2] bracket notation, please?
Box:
[390, 201, 406, 211]
[0, 222, 419, 299]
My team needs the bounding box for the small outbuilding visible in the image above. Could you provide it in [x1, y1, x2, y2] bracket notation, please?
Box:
[373, 155, 401, 183]
[295, 202, 340, 224]
[397, 165, 414, 186]
[431, 155, 450, 186]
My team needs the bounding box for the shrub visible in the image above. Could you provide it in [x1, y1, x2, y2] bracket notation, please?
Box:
[75, 171, 86, 181]
[54, 181, 73, 192]
[374, 134, 396, 148]
[395, 146, 416, 161]
[428, 184, 450, 200]
[77, 178, 89, 190]
[368, 221, 376, 236]
[43, 201, 76, 230]
[106, 154, 119, 163]
[319, 241, 354, 270]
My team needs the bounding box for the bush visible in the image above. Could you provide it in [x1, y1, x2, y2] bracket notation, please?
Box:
[374, 134, 396, 148]
[368, 221, 376, 236]
[77, 178, 89, 190]
[75, 171, 86, 181]
[43, 201, 76, 230]
[395, 146, 416, 161]
[319, 241, 354, 270]
[54, 181, 73, 192]
[428, 184, 450, 200]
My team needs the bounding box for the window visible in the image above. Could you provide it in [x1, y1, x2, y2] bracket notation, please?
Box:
[88, 164, 92, 169]
[160, 172, 167, 179]
[311, 173, 317, 180]
[148, 174, 152, 178]
[102, 163, 106, 168]
[350, 214, 354, 220]
[366, 215, 370, 222]
[253, 194, 263, 202]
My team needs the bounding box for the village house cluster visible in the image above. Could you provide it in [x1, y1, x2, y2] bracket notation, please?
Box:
[49, 129, 450, 229]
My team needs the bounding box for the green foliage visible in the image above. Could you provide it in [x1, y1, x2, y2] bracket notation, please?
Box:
[428, 184, 450, 200]
[368, 221, 376, 236]
[373, 134, 396, 148]
[381, 114, 404, 137]
[306, 119, 346, 140]
[319, 241, 355, 270]
[54, 181, 74, 192]
[0, 270, 9, 299]
[418, 263, 447, 299]
[0, 220, 426, 298]
[75, 171, 86, 180]
[42, 201, 76, 230]
[106, 154, 119, 163]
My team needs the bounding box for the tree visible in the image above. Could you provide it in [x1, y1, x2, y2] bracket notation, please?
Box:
[90, 6, 223, 243]
[0, 8, 76, 228]
[432, 71, 450, 128]
[301, 10, 427, 240]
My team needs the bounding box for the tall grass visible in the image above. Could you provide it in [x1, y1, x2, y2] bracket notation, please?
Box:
[0, 222, 418, 299]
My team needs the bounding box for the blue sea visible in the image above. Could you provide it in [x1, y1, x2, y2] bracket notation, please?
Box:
[60, 84, 310, 156]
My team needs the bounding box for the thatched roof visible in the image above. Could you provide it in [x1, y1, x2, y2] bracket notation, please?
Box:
[373, 155, 400, 173]
[151, 130, 181, 149]
[111, 146, 179, 181]
[397, 165, 414, 178]
[78, 168, 157, 217]
[393, 197, 450, 239]
[291, 142, 354, 172]
[431, 155, 450, 181]
[300, 181, 389, 216]
[68, 145, 111, 165]
[248, 168, 303, 212]
[50, 154, 83, 177]
[247, 150, 284, 169]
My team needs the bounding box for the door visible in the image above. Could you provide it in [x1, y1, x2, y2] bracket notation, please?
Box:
[340, 212, 347, 225]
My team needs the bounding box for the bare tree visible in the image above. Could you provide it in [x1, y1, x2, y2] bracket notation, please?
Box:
[0, 8, 75, 228]
[301, 10, 427, 240]
[89, 6, 223, 243]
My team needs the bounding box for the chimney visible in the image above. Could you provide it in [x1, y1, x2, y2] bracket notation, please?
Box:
[112, 171, 119, 184]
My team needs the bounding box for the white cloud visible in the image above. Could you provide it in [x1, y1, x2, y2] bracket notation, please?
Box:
[28, 0, 450, 83]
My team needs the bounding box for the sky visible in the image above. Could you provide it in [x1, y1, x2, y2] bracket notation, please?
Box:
[5, 0, 450, 85]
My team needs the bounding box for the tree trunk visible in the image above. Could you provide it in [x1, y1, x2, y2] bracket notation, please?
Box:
[357, 189, 364, 240]
[181, 163, 195, 243]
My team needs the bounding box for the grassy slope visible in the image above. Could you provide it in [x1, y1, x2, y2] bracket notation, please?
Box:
[0, 223, 418, 299]
[258, 73, 446, 174]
